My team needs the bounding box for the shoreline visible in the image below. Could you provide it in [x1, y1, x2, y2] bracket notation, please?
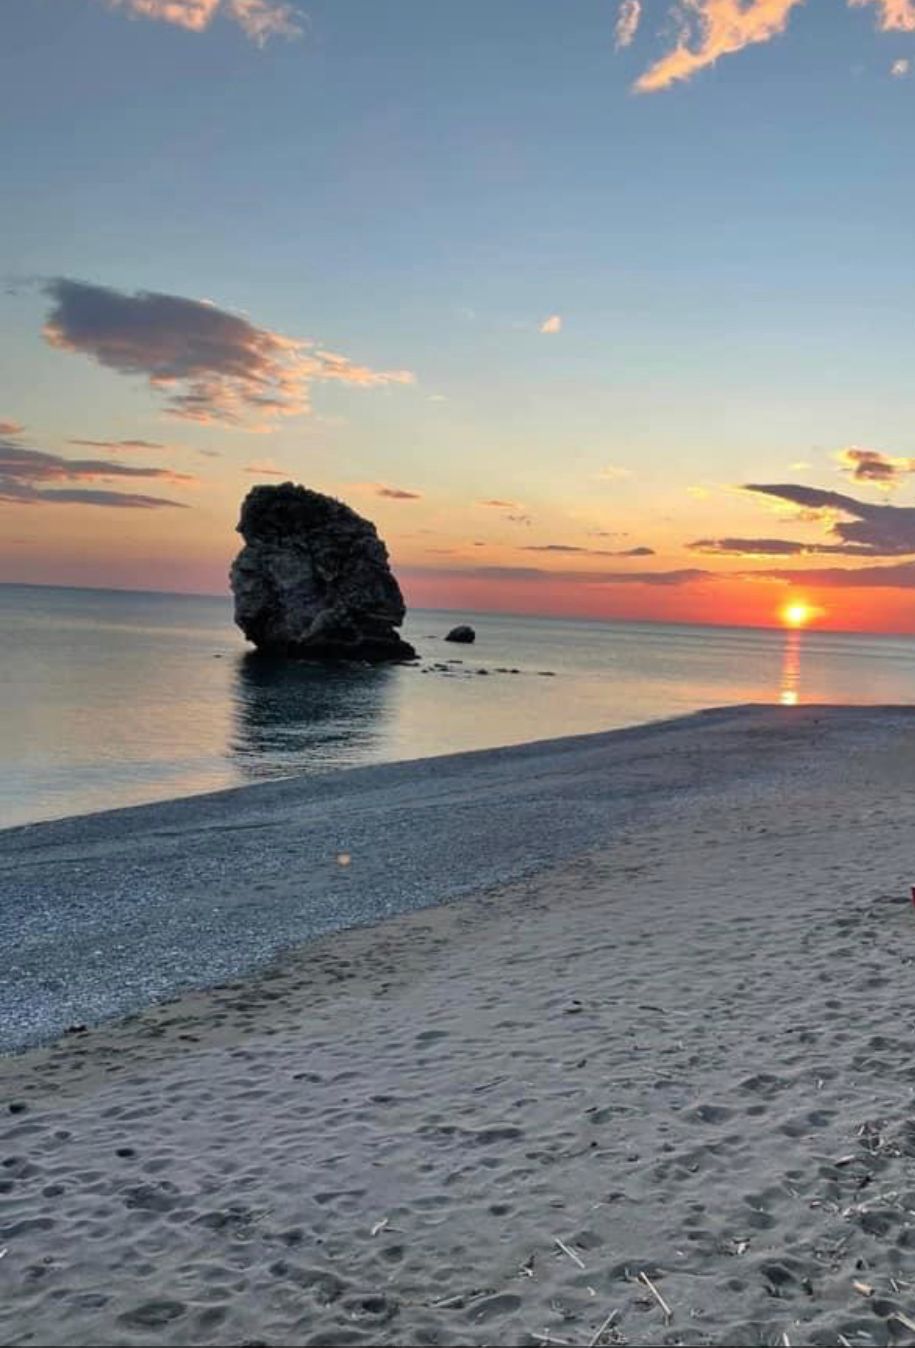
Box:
[2, 703, 915, 1345]
[2, 703, 914, 1056]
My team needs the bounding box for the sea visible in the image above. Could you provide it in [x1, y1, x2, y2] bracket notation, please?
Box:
[3, 582, 915, 829]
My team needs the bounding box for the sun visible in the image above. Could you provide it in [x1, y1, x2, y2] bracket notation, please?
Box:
[781, 600, 815, 629]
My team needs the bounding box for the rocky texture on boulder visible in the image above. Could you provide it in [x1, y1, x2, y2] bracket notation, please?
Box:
[445, 624, 476, 644]
[231, 483, 416, 662]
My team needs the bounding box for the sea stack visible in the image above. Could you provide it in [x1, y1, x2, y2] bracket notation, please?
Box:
[230, 482, 416, 663]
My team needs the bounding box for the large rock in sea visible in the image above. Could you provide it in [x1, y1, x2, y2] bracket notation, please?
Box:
[230, 483, 416, 663]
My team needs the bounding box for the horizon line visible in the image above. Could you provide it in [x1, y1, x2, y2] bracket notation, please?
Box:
[0, 579, 911, 640]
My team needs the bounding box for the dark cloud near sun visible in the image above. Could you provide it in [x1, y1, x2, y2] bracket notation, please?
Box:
[41, 278, 413, 430]
[740, 483, 915, 556]
[753, 560, 915, 589]
[688, 536, 876, 557]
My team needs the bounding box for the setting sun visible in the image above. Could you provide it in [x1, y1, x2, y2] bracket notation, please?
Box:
[782, 600, 816, 629]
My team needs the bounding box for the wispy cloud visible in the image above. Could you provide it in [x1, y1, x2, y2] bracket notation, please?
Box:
[744, 482, 915, 555]
[68, 437, 169, 452]
[688, 535, 878, 556]
[891, 56, 911, 74]
[478, 498, 524, 510]
[0, 442, 194, 486]
[349, 481, 423, 500]
[633, 0, 915, 93]
[523, 543, 655, 557]
[539, 314, 562, 335]
[596, 465, 634, 482]
[836, 446, 915, 488]
[0, 421, 25, 436]
[42, 279, 414, 430]
[244, 458, 288, 476]
[417, 564, 712, 587]
[106, 0, 303, 45]
[756, 559, 915, 587]
[375, 485, 422, 500]
[634, 0, 802, 93]
[0, 437, 190, 509]
[615, 0, 642, 48]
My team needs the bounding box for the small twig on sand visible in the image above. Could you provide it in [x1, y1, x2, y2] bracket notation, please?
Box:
[370, 1217, 388, 1237]
[529, 1334, 573, 1347]
[554, 1237, 586, 1269]
[637, 1271, 671, 1321]
[588, 1307, 620, 1346]
[780, 1333, 790, 1347]
[0, 1248, 6, 1260]
[891, 1311, 915, 1334]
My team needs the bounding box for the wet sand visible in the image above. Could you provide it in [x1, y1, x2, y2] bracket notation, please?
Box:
[2, 706, 915, 1346]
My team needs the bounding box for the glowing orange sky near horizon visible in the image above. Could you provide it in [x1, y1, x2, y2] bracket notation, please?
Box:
[2, 503, 913, 635]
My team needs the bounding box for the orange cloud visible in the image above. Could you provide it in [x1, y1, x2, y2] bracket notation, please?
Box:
[539, 314, 562, 334]
[43, 279, 414, 431]
[107, 0, 302, 44]
[634, 0, 915, 91]
[635, 0, 802, 93]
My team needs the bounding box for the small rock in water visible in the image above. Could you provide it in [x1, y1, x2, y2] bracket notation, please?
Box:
[445, 624, 476, 644]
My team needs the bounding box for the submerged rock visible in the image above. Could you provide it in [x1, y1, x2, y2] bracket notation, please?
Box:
[230, 483, 416, 663]
[445, 624, 476, 644]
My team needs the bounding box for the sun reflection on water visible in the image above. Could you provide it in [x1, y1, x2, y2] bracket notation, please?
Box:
[779, 629, 802, 706]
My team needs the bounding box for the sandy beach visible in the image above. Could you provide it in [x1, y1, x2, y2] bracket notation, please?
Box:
[2, 705, 915, 1346]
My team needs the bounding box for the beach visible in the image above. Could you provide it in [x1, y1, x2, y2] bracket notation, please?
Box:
[2, 705, 915, 1346]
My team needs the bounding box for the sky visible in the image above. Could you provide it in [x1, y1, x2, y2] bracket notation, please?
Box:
[3, 0, 915, 632]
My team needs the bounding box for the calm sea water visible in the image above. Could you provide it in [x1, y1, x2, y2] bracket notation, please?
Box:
[2, 582, 915, 828]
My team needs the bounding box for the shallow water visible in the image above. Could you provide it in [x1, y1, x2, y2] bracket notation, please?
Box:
[3, 583, 914, 826]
